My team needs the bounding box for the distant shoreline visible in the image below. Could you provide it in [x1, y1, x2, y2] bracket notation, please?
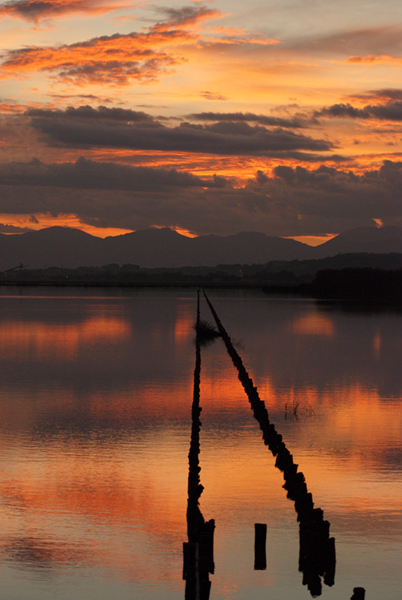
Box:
[0, 280, 274, 289]
[1, 261, 401, 305]
[1, 267, 401, 307]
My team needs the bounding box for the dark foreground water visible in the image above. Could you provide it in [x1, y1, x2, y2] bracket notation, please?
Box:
[0, 287, 401, 600]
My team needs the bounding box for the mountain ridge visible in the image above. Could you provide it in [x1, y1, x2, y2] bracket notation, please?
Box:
[0, 225, 401, 270]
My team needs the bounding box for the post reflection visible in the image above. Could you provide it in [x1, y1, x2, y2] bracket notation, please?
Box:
[183, 291, 215, 600]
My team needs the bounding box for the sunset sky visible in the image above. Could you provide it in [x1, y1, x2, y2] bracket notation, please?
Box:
[1, 0, 402, 242]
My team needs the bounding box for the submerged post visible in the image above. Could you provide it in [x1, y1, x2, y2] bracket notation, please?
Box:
[350, 588, 365, 600]
[254, 523, 267, 570]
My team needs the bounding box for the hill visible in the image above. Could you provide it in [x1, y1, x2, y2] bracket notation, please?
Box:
[314, 226, 402, 257]
[0, 225, 401, 271]
[0, 226, 315, 270]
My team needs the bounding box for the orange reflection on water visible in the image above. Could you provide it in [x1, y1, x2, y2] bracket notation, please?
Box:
[0, 340, 400, 587]
[373, 330, 382, 358]
[174, 303, 196, 344]
[270, 382, 402, 497]
[0, 435, 187, 581]
[0, 316, 131, 359]
[291, 314, 335, 336]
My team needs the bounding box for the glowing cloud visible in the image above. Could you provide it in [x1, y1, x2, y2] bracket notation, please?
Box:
[0, 30, 188, 85]
[346, 55, 402, 65]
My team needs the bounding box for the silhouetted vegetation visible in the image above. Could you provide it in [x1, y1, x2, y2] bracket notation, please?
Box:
[309, 268, 402, 302]
[194, 319, 221, 343]
[1, 254, 402, 291]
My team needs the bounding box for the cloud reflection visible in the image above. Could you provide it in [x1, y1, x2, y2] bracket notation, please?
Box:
[0, 316, 130, 359]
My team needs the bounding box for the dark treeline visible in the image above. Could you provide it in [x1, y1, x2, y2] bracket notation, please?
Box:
[1, 253, 402, 289]
[308, 267, 402, 301]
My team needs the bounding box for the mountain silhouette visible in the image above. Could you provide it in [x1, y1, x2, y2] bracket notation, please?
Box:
[0, 225, 401, 270]
[313, 226, 402, 258]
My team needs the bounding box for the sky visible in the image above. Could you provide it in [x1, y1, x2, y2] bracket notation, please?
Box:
[1, 0, 402, 242]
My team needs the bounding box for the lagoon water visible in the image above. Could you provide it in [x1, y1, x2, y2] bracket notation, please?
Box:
[0, 287, 401, 600]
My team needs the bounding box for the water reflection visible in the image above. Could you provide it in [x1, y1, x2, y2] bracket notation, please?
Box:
[0, 288, 400, 599]
[0, 317, 130, 360]
[291, 314, 335, 336]
[4, 535, 91, 570]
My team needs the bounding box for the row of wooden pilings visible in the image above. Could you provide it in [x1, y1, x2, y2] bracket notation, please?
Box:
[183, 290, 215, 600]
[203, 290, 336, 598]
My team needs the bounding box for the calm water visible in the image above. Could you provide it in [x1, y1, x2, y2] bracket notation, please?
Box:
[0, 287, 401, 600]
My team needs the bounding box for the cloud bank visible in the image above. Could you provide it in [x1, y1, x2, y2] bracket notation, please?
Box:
[318, 100, 402, 121]
[187, 111, 313, 128]
[1, 157, 401, 236]
[26, 106, 334, 157]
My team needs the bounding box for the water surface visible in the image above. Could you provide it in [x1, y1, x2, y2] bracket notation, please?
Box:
[0, 287, 401, 599]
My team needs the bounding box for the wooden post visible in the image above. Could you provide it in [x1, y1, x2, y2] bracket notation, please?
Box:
[254, 523, 267, 570]
[350, 588, 365, 600]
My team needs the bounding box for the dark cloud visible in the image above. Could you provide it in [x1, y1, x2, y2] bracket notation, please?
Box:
[53, 57, 177, 86]
[350, 89, 402, 102]
[0, 158, 401, 236]
[0, 0, 124, 23]
[187, 111, 313, 128]
[317, 101, 402, 121]
[0, 223, 33, 233]
[152, 5, 220, 30]
[27, 108, 334, 156]
[0, 156, 229, 190]
[0, 0, 218, 25]
[49, 93, 115, 104]
[26, 105, 155, 122]
[199, 91, 228, 101]
[263, 161, 402, 222]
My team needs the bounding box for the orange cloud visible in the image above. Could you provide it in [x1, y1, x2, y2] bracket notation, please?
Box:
[0, 101, 29, 113]
[346, 88, 402, 103]
[0, 4, 283, 87]
[0, 29, 192, 86]
[285, 234, 338, 246]
[345, 55, 402, 65]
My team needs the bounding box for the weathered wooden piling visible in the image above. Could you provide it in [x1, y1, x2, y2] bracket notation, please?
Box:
[183, 289, 215, 600]
[350, 587, 365, 600]
[254, 523, 267, 570]
[203, 290, 336, 597]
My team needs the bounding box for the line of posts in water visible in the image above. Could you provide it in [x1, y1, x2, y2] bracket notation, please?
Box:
[203, 290, 336, 597]
[184, 289, 365, 600]
[183, 289, 215, 600]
